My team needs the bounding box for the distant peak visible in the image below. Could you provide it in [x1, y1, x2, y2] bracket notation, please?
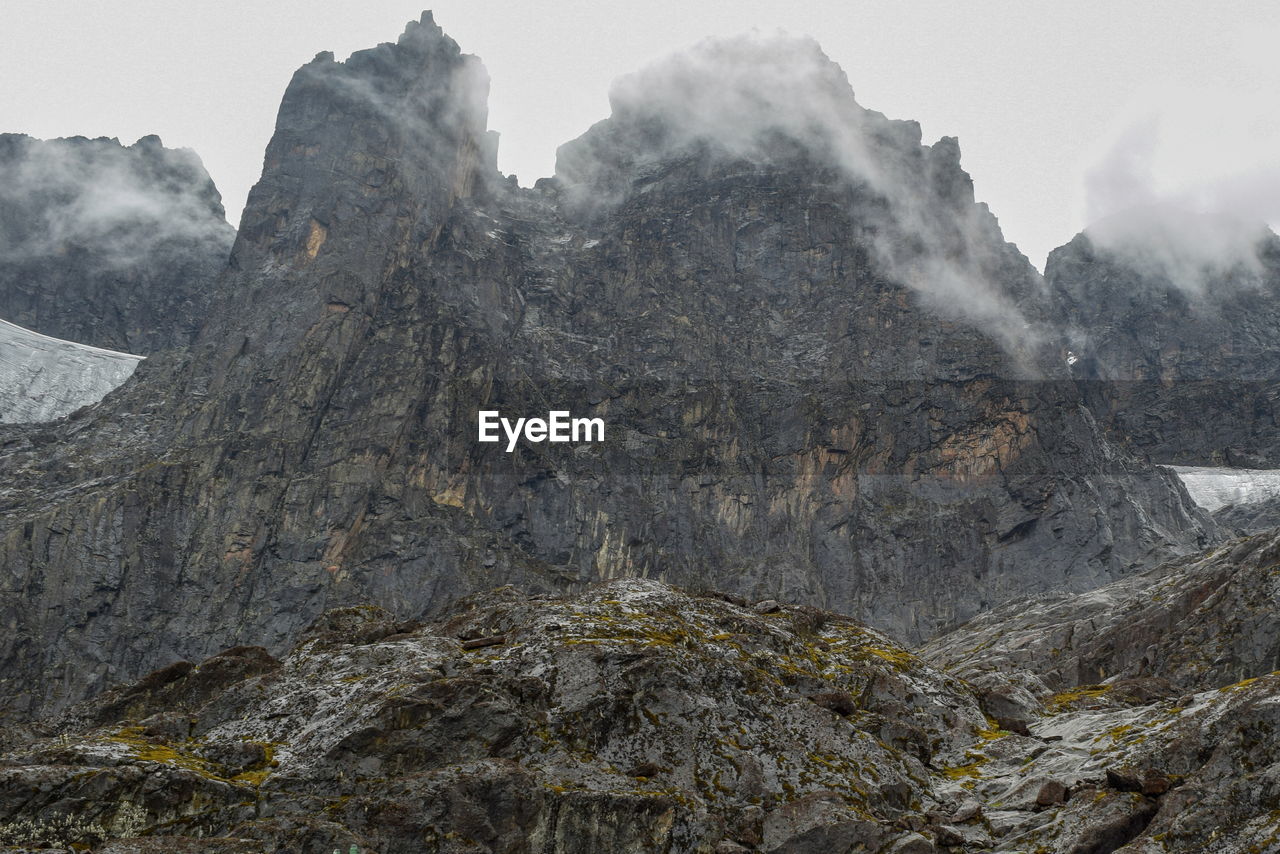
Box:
[603, 31, 864, 156]
[399, 10, 441, 45]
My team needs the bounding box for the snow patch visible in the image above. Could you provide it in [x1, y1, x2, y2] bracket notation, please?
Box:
[1169, 465, 1280, 512]
[0, 317, 142, 424]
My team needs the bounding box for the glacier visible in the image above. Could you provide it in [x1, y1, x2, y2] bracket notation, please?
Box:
[0, 317, 142, 424]
[1169, 465, 1280, 512]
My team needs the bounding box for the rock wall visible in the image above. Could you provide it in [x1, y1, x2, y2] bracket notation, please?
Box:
[1048, 228, 1280, 466]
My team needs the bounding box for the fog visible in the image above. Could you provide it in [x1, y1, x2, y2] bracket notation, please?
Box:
[556, 32, 1043, 352]
[1081, 86, 1280, 294]
[0, 134, 233, 271]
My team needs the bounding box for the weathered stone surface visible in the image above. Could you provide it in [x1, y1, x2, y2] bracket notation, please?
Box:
[2, 579, 1276, 853]
[0, 582, 986, 852]
[1034, 779, 1068, 806]
[923, 527, 1280, 694]
[1214, 488, 1280, 534]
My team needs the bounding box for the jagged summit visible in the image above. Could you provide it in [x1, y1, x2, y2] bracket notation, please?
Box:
[552, 30, 958, 217]
[559, 32, 867, 172]
[229, 8, 491, 279]
[302, 9, 472, 88]
[0, 133, 230, 249]
[1046, 214, 1280, 465]
[397, 9, 448, 48]
[551, 31, 1047, 352]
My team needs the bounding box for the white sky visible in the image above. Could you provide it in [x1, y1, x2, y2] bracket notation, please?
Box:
[1, 1, 1277, 269]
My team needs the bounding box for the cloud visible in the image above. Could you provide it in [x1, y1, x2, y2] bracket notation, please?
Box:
[1085, 205, 1273, 295]
[553, 31, 1044, 355]
[0, 133, 232, 271]
[1080, 84, 1280, 293]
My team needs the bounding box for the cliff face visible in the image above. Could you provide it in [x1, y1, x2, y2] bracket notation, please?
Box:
[0, 13, 1214, 725]
[5, 11, 1280, 854]
[1047, 223, 1280, 466]
[0, 133, 234, 354]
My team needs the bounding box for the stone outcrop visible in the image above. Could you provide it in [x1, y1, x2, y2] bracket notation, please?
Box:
[917, 522, 1280, 852]
[2, 580, 1279, 853]
[923, 526, 1280, 697]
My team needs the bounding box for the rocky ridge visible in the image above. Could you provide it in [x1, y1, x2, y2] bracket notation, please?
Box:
[924, 525, 1280, 700]
[1049, 226, 1280, 467]
[1, 579, 1277, 853]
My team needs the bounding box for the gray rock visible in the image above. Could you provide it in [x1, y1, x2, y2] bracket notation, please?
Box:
[0, 582, 981, 852]
[924, 527, 1280, 694]
[1048, 228, 1280, 467]
[1034, 779, 1068, 806]
[884, 833, 936, 853]
[0, 579, 1276, 853]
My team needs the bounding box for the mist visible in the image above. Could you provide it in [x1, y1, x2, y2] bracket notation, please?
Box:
[1081, 91, 1280, 295]
[554, 32, 1044, 355]
[0, 134, 232, 271]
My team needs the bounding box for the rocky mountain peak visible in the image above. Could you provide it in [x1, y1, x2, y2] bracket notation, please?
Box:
[396, 10, 448, 49]
[1046, 213, 1280, 465]
[0, 134, 229, 257]
[554, 31, 946, 210]
[1080, 206, 1276, 295]
[200, 9, 500, 395]
[5, 10, 1280, 852]
[0, 14, 1221, 732]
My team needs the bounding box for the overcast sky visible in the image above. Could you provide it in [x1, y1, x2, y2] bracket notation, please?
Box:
[1, 1, 1277, 269]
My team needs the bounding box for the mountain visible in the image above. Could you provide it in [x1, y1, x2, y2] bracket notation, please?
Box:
[0, 13, 1219, 727]
[3, 10, 1280, 854]
[0, 133, 234, 354]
